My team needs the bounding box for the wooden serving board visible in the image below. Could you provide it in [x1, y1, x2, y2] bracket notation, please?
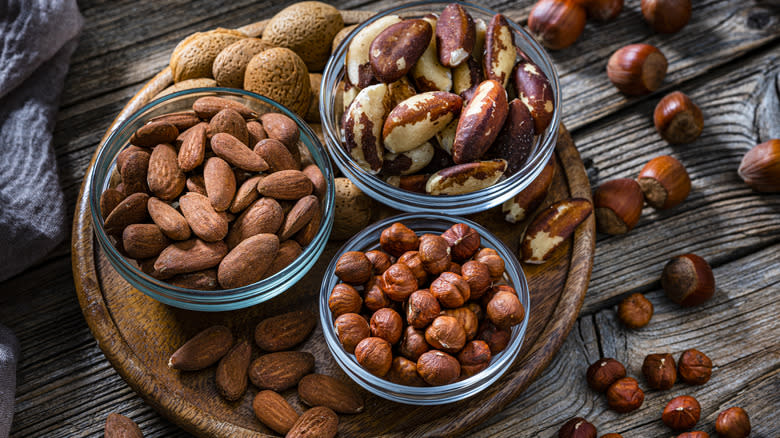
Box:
[71, 10, 595, 438]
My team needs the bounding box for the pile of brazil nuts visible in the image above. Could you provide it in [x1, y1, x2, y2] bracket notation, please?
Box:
[99, 96, 327, 290]
[328, 221, 526, 386]
[341, 3, 555, 195]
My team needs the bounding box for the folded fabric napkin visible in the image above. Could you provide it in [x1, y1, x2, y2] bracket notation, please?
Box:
[0, 0, 83, 435]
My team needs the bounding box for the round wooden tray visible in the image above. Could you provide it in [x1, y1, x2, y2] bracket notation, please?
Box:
[71, 11, 595, 438]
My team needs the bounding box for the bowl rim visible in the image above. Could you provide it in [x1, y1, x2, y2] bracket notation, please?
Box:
[319, 0, 562, 213]
[88, 87, 335, 309]
[318, 212, 530, 404]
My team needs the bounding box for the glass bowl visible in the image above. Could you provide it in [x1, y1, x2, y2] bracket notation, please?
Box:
[87, 88, 335, 311]
[320, 1, 562, 215]
[319, 213, 530, 405]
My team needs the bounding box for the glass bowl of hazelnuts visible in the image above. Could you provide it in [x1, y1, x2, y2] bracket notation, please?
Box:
[319, 213, 530, 404]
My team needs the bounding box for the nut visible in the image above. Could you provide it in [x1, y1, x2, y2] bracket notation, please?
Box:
[654, 92, 703, 144]
[147, 144, 186, 201]
[582, 0, 624, 21]
[600, 434, 623, 438]
[638, 155, 692, 209]
[738, 139, 780, 192]
[641, 0, 691, 33]
[209, 108, 249, 146]
[606, 377, 645, 413]
[397, 251, 428, 285]
[369, 307, 403, 344]
[425, 315, 467, 353]
[486, 290, 525, 328]
[418, 234, 452, 275]
[617, 292, 654, 329]
[334, 313, 370, 353]
[355, 337, 393, 377]
[328, 283, 363, 317]
[430, 271, 471, 308]
[217, 234, 279, 289]
[513, 59, 555, 134]
[178, 122, 207, 172]
[369, 19, 432, 83]
[386, 356, 426, 386]
[586, 358, 626, 392]
[521, 198, 593, 263]
[179, 192, 229, 242]
[297, 373, 364, 414]
[411, 15, 453, 92]
[130, 120, 179, 147]
[203, 156, 236, 213]
[715, 407, 751, 438]
[335, 251, 373, 284]
[676, 432, 709, 438]
[458, 340, 492, 377]
[168, 325, 233, 371]
[483, 14, 516, 88]
[453, 80, 508, 164]
[528, 0, 587, 50]
[406, 289, 441, 329]
[436, 3, 476, 67]
[343, 83, 390, 173]
[380, 222, 420, 256]
[607, 43, 668, 95]
[364, 276, 392, 312]
[558, 417, 597, 438]
[642, 353, 677, 390]
[678, 349, 712, 385]
[661, 253, 715, 307]
[105, 413, 143, 438]
[252, 390, 299, 436]
[662, 395, 701, 430]
[474, 247, 506, 279]
[286, 406, 338, 438]
[460, 261, 492, 299]
[254, 310, 316, 352]
[491, 98, 536, 175]
[346, 15, 403, 88]
[382, 142, 435, 176]
[379, 263, 419, 301]
[426, 159, 508, 195]
[446, 261, 462, 275]
[441, 223, 481, 261]
[216, 339, 251, 401]
[399, 326, 430, 361]
[383, 91, 462, 154]
[477, 320, 511, 355]
[594, 178, 644, 235]
[365, 250, 393, 275]
[503, 156, 555, 223]
[441, 306, 479, 341]
[417, 350, 461, 385]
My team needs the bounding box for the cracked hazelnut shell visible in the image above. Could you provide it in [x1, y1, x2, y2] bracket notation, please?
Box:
[662, 395, 701, 430]
[638, 155, 691, 209]
[654, 92, 703, 144]
[661, 253, 715, 307]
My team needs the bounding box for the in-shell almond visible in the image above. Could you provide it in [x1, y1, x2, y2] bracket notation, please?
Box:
[254, 310, 316, 351]
[426, 159, 507, 195]
[179, 192, 229, 242]
[217, 233, 279, 288]
[103, 192, 150, 235]
[154, 239, 228, 275]
[286, 406, 338, 438]
[167, 325, 233, 371]
[170, 29, 245, 82]
[178, 122, 207, 172]
[208, 108, 249, 146]
[297, 374, 364, 414]
[227, 197, 284, 248]
[248, 350, 315, 391]
[369, 19, 432, 83]
[213, 38, 274, 88]
[343, 83, 390, 173]
[252, 390, 300, 435]
[244, 48, 311, 116]
[148, 144, 186, 201]
[216, 339, 251, 401]
[203, 157, 237, 212]
[521, 198, 592, 264]
[383, 92, 463, 154]
[257, 170, 313, 200]
[453, 79, 508, 164]
[210, 133, 268, 172]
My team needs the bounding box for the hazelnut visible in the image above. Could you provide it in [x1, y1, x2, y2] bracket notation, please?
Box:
[461, 261, 492, 299]
[474, 248, 505, 280]
[425, 315, 467, 354]
[586, 358, 626, 392]
[528, 0, 587, 50]
[738, 139, 780, 192]
[661, 253, 715, 307]
[335, 251, 373, 284]
[328, 283, 363, 317]
[715, 407, 751, 438]
[386, 356, 426, 386]
[398, 326, 429, 361]
[458, 340, 492, 377]
[418, 234, 452, 275]
[486, 290, 525, 328]
[365, 249, 393, 275]
[676, 432, 709, 438]
[477, 320, 511, 355]
[677, 349, 712, 385]
[364, 276, 392, 312]
[406, 289, 441, 329]
[334, 313, 370, 354]
[398, 251, 428, 285]
[653, 93, 703, 145]
[600, 434, 623, 438]
[642, 353, 677, 390]
[641, 0, 691, 33]
[662, 395, 701, 430]
[558, 417, 597, 438]
[617, 292, 653, 329]
[445, 261, 462, 275]
[379, 263, 419, 301]
[638, 155, 691, 209]
[467, 302, 483, 321]
[581, 0, 623, 21]
[606, 377, 645, 413]
[441, 306, 479, 341]
[430, 271, 471, 308]
[380, 222, 419, 256]
[594, 178, 644, 235]
[369, 308, 403, 344]
[441, 223, 481, 261]
[607, 43, 668, 95]
[354, 337, 393, 377]
[417, 350, 461, 386]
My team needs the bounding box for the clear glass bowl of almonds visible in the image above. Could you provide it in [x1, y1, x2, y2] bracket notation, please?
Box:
[88, 88, 335, 311]
[319, 213, 530, 404]
[321, 1, 561, 214]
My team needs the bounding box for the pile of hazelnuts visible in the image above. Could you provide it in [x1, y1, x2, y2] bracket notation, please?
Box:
[327, 222, 525, 386]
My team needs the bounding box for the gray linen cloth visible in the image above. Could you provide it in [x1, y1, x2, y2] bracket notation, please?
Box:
[0, 0, 83, 435]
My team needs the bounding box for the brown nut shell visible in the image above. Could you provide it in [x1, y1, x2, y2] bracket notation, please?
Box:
[641, 0, 691, 33]
[654, 92, 703, 144]
[607, 43, 668, 95]
[738, 139, 780, 192]
[638, 155, 691, 209]
[661, 253, 715, 307]
[594, 178, 643, 235]
[528, 0, 587, 50]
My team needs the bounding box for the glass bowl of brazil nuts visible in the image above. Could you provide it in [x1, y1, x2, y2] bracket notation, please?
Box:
[88, 88, 335, 311]
[321, 1, 561, 214]
[319, 213, 530, 404]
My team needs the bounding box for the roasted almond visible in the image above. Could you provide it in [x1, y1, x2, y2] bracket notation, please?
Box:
[294, 206, 322, 247]
[104, 413, 143, 438]
[436, 3, 476, 67]
[209, 108, 249, 146]
[259, 113, 300, 151]
[263, 240, 303, 278]
[297, 374, 364, 414]
[168, 269, 218, 290]
[490, 98, 535, 175]
[186, 174, 207, 196]
[521, 198, 592, 264]
[116, 145, 146, 174]
[253, 390, 299, 435]
[149, 110, 201, 131]
[168, 325, 233, 371]
[119, 150, 150, 195]
[227, 197, 284, 248]
[453, 79, 509, 164]
[254, 138, 298, 172]
[279, 195, 319, 241]
[217, 233, 279, 288]
[100, 188, 126, 220]
[210, 132, 268, 172]
[178, 122, 207, 172]
[426, 159, 507, 195]
[257, 170, 313, 200]
[248, 350, 315, 391]
[154, 239, 228, 275]
[122, 224, 170, 259]
[148, 144, 185, 200]
[286, 406, 338, 438]
[483, 14, 516, 88]
[369, 19, 432, 83]
[302, 164, 326, 198]
[513, 59, 554, 133]
[201, 157, 236, 213]
[229, 175, 262, 214]
[129, 121, 179, 147]
[104, 192, 150, 235]
[254, 310, 316, 351]
[343, 83, 390, 173]
[192, 96, 257, 119]
[179, 192, 228, 242]
[216, 339, 251, 401]
[383, 92, 462, 154]
[246, 120, 267, 146]
[502, 156, 555, 223]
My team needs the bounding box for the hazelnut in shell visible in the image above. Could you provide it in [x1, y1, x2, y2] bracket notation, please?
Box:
[355, 337, 393, 377]
[600, 434, 623, 438]
[638, 155, 691, 209]
[661, 253, 715, 307]
[607, 44, 668, 95]
[641, 0, 692, 34]
[582, 0, 624, 21]
[677, 349, 712, 385]
[586, 358, 626, 392]
[642, 353, 677, 390]
[417, 350, 461, 386]
[528, 0, 587, 50]
[662, 395, 701, 430]
[654, 92, 703, 144]
[738, 139, 780, 192]
[606, 377, 644, 413]
[594, 178, 644, 235]
[715, 407, 751, 438]
[617, 292, 653, 329]
[557, 417, 597, 438]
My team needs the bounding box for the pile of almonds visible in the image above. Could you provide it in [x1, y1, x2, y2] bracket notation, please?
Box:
[328, 221, 525, 386]
[341, 3, 556, 195]
[100, 96, 326, 290]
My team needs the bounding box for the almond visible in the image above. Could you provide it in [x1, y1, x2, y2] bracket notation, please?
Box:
[248, 350, 315, 391]
[294, 206, 322, 247]
[148, 110, 201, 131]
[119, 150, 150, 195]
[104, 413, 143, 438]
[369, 19, 432, 83]
[259, 113, 299, 151]
[383, 92, 463, 154]
[483, 14, 516, 88]
[192, 96, 257, 120]
[148, 144, 185, 200]
[129, 121, 179, 147]
[100, 188, 125, 220]
[521, 198, 593, 264]
[179, 192, 229, 242]
[263, 240, 303, 278]
[297, 374, 364, 414]
[116, 145, 146, 174]
[217, 233, 279, 288]
[490, 98, 535, 174]
[104, 192, 150, 235]
[186, 174, 207, 196]
[168, 269, 218, 290]
[436, 3, 476, 67]
[411, 15, 453, 92]
[254, 138, 298, 172]
[170, 29, 244, 82]
[252, 390, 299, 435]
[346, 15, 403, 88]
[343, 83, 390, 173]
[213, 38, 274, 88]
[209, 108, 249, 146]
[287, 406, 338, 438]
[139, 256, 175, 280]
[154, 239, 228, 275]
[122, 224, 170, 259]
[301, 164, 326, 198]
[227, 197, 284, 248]
[210, 132, 268, 172]
[201, 157, 237, 213]
[244, 48, 311, 117]
[168, 325, 233, 371]
[279, 195, 319, 240]
[453, 79, 509, 164]
[426, 159, 507, 195]
[178, 122, 207, 172]
[229, 175, 262, 214]
[216, 339, 251, 401]
[257, 170, 313, 200]
[513, 59, 554, 133]
[502, 156, 555, 223]
[246, 120, 267, 146]
[254, 310, 316, 351]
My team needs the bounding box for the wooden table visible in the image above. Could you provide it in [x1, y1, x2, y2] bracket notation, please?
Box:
[1, 0, 778, 436]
